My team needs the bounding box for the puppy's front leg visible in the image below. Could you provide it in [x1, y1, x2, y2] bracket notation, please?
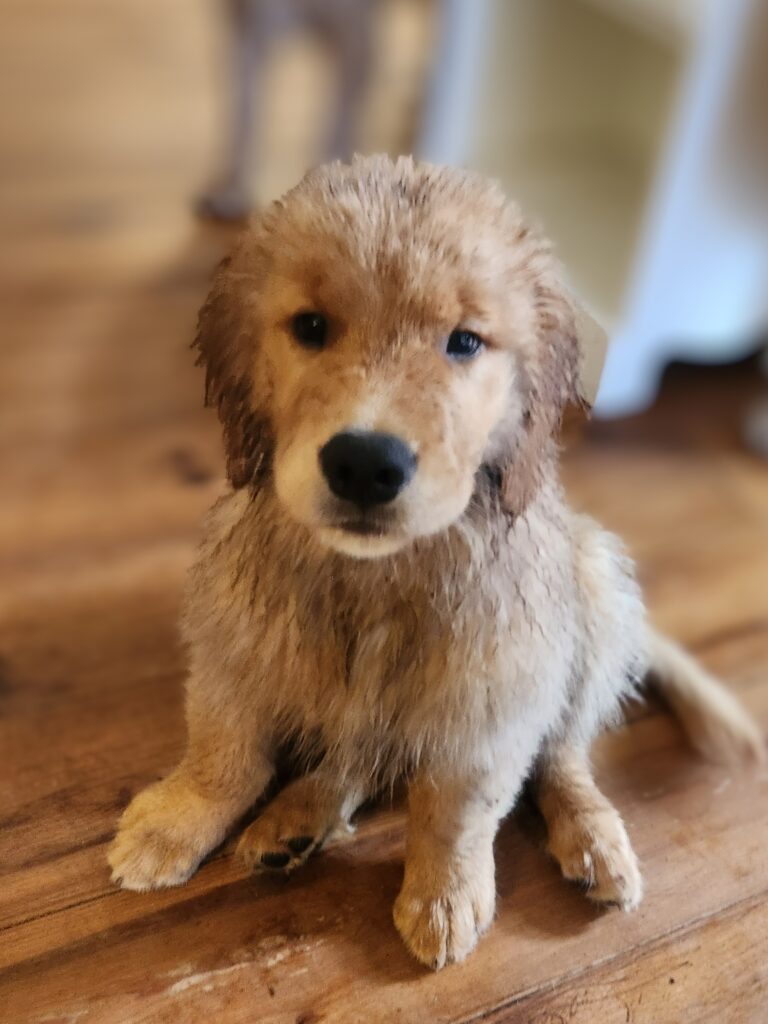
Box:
[109, 675, 273, 891]
[394, 770, 515, 969]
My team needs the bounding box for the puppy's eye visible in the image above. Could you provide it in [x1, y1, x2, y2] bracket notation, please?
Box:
[446, 329, 484, 360]
[291, 311, 327, 350]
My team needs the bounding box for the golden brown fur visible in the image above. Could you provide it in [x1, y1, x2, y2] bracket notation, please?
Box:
[109, 156, 764, 969]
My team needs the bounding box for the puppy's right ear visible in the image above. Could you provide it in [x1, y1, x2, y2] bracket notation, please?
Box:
[193, 255, 273, 490]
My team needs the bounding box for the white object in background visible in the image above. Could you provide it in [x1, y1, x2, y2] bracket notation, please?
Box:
[418, 0, 493, 167]
[596, 0, 768, 416]
[419, 0, 768, 418]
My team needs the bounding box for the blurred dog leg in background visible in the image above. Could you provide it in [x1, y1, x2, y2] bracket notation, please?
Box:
[197, 0, 375, 220]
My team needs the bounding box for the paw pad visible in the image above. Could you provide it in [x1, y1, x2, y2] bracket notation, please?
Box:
[244, 833, 319, 872]
[286, 835, 314, 855]
[260, 851, 291, 870]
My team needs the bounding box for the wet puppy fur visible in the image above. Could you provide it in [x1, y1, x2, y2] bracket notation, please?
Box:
[109, 155, 762, 969]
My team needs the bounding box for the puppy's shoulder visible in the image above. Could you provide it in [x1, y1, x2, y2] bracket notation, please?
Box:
[182, 487, 265, 631]
[197, 486, 255, 559]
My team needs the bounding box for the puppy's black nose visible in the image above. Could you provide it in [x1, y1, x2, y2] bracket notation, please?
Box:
[319, 431, 416, 507]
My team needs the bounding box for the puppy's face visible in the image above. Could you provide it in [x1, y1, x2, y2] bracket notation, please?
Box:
[197, 158, 580, 558]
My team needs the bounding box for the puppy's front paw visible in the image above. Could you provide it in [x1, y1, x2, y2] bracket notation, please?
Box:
[548, 807, 643, 911]
[108, 779, 229, 891]
[393, 860, 496, 970]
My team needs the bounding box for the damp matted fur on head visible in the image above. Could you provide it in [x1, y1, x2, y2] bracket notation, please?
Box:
[194, 154, 584, 558]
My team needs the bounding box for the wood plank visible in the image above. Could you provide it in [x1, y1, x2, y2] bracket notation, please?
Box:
[497, 894, 768, 1024]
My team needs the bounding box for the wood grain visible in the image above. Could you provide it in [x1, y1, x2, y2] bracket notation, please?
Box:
[1, 1, 767, 1021]
[484, 895, 768, 1024]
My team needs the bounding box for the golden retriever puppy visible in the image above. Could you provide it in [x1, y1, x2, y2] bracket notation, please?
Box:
[109, 155, 764, 969]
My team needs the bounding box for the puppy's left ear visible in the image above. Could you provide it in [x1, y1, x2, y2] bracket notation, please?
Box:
[533, 273, 607, 413]
[193, 254, 274, 490]
[497, 268, 608, 513]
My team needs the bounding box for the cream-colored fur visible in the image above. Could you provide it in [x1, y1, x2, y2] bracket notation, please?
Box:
[109, 156, 765, 969]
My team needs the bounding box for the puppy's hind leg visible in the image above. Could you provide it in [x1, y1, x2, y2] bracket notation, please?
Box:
[537, 517, 645, 909]
[535, 743, 642, 911]
[237, 770, 368, 873]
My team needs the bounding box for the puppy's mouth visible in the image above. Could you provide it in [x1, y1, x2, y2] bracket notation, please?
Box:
[322, 498, 398, 538]
[335, 519, 389, 537]
[316, 506, 409, 558]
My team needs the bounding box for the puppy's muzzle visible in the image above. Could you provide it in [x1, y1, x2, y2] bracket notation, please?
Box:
[319, 430, 416, 508]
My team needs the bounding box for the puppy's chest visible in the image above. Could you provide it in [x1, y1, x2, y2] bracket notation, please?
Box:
[203, 494, 579, 739]
[284, 547, 575, 728]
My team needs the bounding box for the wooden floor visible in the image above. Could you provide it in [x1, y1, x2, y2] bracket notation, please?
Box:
[2, 3, 768, 1022]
